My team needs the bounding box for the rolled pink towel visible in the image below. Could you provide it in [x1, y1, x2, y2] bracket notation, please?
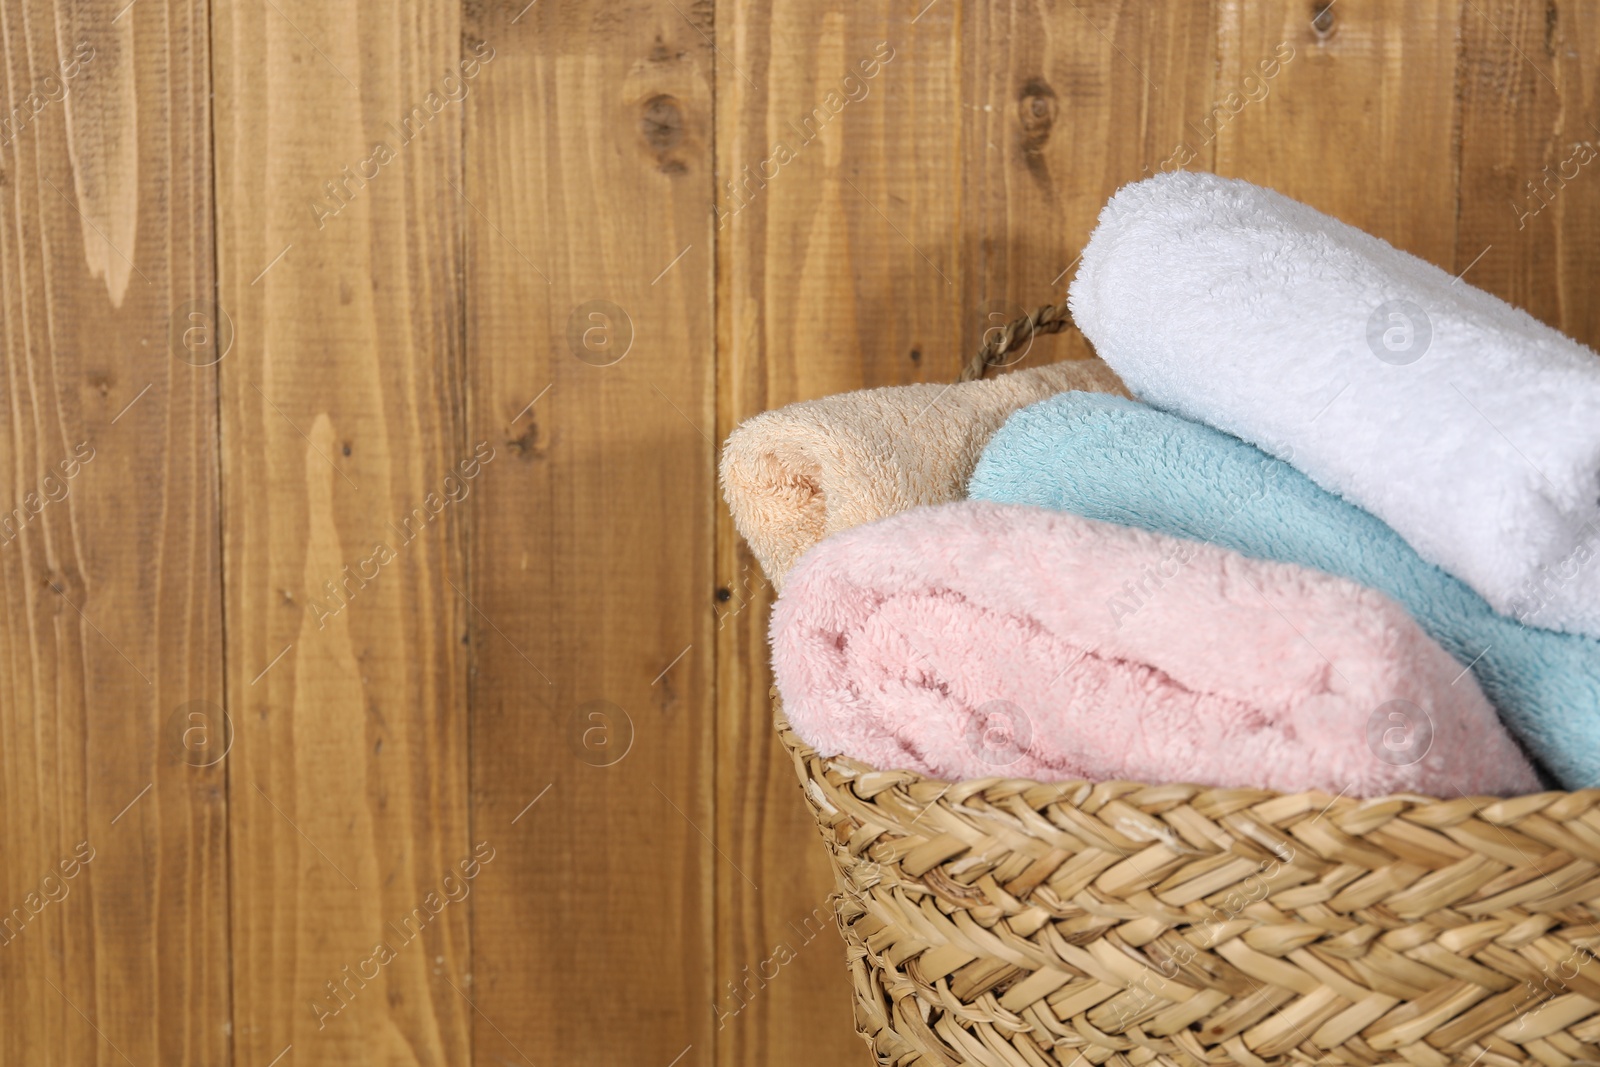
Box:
[772, 502, 1541, 797]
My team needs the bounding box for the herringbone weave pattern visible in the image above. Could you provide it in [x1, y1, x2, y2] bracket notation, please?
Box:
[775, 703, 1600, 1066]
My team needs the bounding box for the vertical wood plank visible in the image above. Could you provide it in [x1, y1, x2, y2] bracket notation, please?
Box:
[213, 1, 471, 1063]
[0, 2, 228, 1065]
[1213, 0, 1460, 266]
[463, 3, 717, 1065]
[962, 0, 1218, 362]
[714, 4, 963, 1065]
[1457, 0, 1600, 344]
[1548, 1, 1600, 347]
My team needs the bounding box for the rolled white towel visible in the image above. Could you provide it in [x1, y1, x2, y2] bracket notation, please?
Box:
[1070, 170, 1600, 636]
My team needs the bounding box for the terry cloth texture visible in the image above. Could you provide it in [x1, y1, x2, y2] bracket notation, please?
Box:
[1070, 170, 1600, 636]
[719, 360, 1127, 590]
[770, 500, 1538, 797]
[969, 391, 1594, 788]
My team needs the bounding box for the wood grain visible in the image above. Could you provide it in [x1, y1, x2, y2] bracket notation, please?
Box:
[1214, 0, 1461, 267]
[212, 0, 471, 1063]
[463, 2, 717, 1065]
[4, 4, 1600, 1065]
[0, 2, 228, 1065]
[1458, 0, 1600, 348]
[962, 0, 1218, 364]
[1547, 1, 1600, 347]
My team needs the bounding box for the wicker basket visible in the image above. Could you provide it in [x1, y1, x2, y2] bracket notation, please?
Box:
[771, 304, 1600, 1067]
[777, 702, 1600, 1067]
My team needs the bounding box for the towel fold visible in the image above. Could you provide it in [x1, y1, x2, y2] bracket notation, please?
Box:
[969, 391, 1594, 788]
[771, 500, 1538, 797]
[720, 360, 1127, 589]
[1070, 171, 1600, 636]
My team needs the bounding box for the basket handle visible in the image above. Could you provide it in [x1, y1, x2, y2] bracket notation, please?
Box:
[956, 294, 1080, 383]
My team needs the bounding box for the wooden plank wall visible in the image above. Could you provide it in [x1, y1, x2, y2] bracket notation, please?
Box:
[463, 2, 717, 1065]
[213, 1, 471, 1065]
[0, 1, 228, 1064]
[1, 2, 1599, 1065]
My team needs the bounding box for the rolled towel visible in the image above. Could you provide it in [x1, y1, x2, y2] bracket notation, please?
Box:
[1071, 171, 1600, 636]
[772, 500, 1539, 797]
[720, 360, 1127, 589]
[969, 391, 1595, 788]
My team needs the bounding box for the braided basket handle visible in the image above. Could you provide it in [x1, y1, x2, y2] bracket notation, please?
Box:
[956, 294, 1079, 383]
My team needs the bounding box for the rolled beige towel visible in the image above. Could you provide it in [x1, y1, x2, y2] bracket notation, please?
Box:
[720, 359, 1128, 588]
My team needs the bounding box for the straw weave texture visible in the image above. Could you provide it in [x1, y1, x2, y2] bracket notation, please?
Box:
[775, 702, 1600, 1067]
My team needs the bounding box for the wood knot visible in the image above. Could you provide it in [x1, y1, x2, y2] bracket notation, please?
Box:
[1018, 78, 1058, 151]
[508, 418, 547, 461]
[43, 568, 87, 607]
[1310, 2, 1336, 39]
[649, 37, 687, 64]
[640, 94, 683, 149]
[640, 94, 688, 174]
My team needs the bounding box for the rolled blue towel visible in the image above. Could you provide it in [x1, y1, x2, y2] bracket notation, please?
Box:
[968, 390, 1600, 790]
